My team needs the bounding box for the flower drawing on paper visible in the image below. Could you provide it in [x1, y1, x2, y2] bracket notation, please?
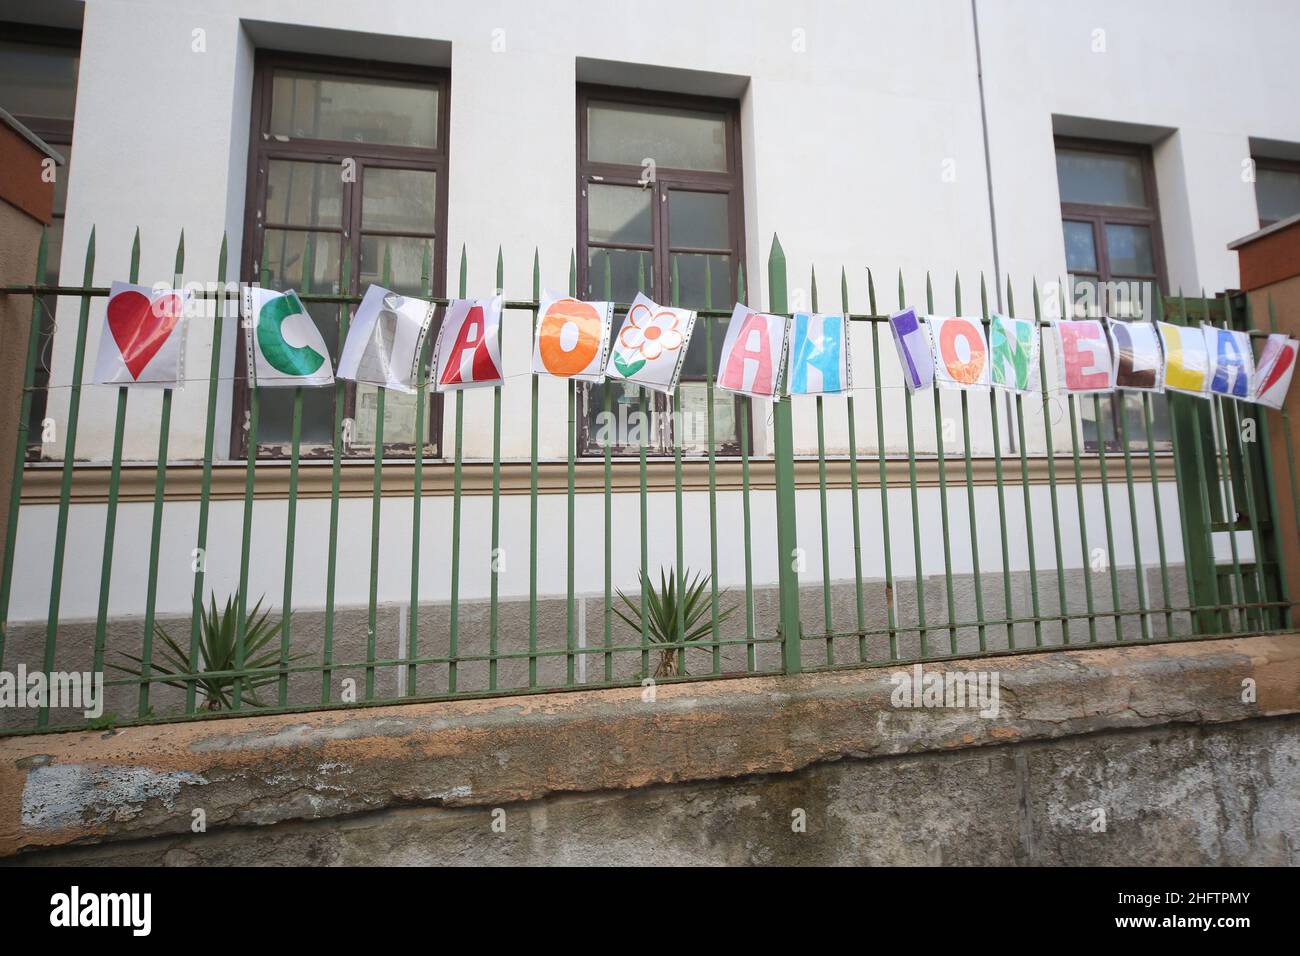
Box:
[620, 303, 684, 362]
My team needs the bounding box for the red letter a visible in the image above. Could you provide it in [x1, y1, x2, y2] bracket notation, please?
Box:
[719, 311, 775, 395]
[440, 306, 501, 386]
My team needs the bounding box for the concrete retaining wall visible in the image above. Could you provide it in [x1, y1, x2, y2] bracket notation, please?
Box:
[1, 633, 1296, 865]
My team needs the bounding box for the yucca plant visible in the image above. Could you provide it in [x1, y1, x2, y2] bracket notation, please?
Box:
[614, 568, 737, 677]
[110, 593, 296, 711]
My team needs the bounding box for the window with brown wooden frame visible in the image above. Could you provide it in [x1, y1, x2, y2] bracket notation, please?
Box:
[0, 23, 81, 460]
[1055, 136, 1172, 453]
[1253, 156, 1300, 228]
[576, 85, 749, 457]
[235, 51, 449, 459]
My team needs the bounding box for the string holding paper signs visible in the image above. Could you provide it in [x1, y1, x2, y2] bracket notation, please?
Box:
[1203, 324, 1255, 400]
[242, 287, 335, 388]
[93, 281, 191, 387]
[1157, 321, 1210, 398]
[336, 286, 436, 395]
[988, 314, 1039, 394]
[1107, 319, 1164, 392]
[929, 316, 990, 390]
[787, 312, 851, 395]
[531, 290, 614, 382]
[888, 308, 934, 391]
[716, 304, 790, 399]
[1252, 333, 1299, 410]
[432, 295, 504, 392]
[605, 292, 696, 394]
[1056, 319, 1115, 394]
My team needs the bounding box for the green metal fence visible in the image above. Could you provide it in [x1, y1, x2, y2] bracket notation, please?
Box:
[0, 228, 1293, 734]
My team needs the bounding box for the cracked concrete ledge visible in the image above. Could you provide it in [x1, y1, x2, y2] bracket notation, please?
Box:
[1, 634, 1297, 859]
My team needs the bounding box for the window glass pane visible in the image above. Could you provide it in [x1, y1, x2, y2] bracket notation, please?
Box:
[260, 229, 341, 291]
[1123, 393, 1171, 448]
[668, 191, 729, 250]
[587, 100, 727, 171]
[671, 253, 730, 312]
[1080, 394, 1116, 450]
[1062, 220, 1097, 273]
[1104, 223, 1155, 274]
[1256, 167, 1300, 224]
[584, 382, 663, 455]
[353, 386, 430, 449]
[1056, 149, 1147, 207]
[586, 248, 654, 302]
[681, 316, 728, 377]
[0, 40, 79, 122]
[675, 382, 737, 455]
[588, 184, 652, 245]
[265, 160, 343, 227]
[362, 168, 437, 232]
[360, 235, 436, 296]
[270, 69, 438, 147]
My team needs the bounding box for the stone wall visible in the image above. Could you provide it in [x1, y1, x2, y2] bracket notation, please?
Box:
[1, 633, 1295, 865]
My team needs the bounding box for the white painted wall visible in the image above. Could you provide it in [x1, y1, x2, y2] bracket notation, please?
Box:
[15, 0, 1298, 620]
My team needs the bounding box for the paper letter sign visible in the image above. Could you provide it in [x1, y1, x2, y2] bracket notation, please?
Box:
[930, 316, 990, 390]
[787, 312, 851, 395]
[1157, 321, 1209, 398]
[242, 287, 334, 388]
[336, 285, 435, 395]
[532, 290, 613, 382]
[1108, 319, 1163, 392]
[888, 308, 933, 391]
[432, 295, 504, 392]
[988, 314, 1038, 394]
[1056, 320, 1114, 393]
[717, 304, 789, 399]
[94, 281, 191, 387]
[1252, 333, 1298, 410]
[1203, 324, 1254, 400]
[605, 292, 696, 394]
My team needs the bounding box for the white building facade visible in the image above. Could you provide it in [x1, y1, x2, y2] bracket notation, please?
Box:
[3, 0, 1299, 635]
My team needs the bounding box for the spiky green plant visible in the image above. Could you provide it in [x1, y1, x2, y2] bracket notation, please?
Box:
[613, 568, 737, 677]
[110, 593, 296, 710]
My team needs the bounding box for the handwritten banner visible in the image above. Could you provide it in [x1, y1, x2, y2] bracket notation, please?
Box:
[787, 312, 851, 395]
[336, 285, 435, 395]
[531, 290, 613, 383]
[1157, 321, 1210, 399]
[1107, 319, 1164, 393]
[605, 292, 696, 394]
[888, 308, 934, 392]
[717, 304, 789, 399]
[431, 294, 504, 392]
[1056, 319, 1116, 394]
[94, 281, 191, 387]
[989, 314, 1039, 394]
[241, 287, 334, 389]
[1204, 324, 1255, 400]
[1253, 333, 1299, 410]
[929, 316, 990, 390]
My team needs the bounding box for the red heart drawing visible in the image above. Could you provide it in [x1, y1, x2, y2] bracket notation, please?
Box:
[1259, 343, 1295, 396]
[107, 290, 182, 379]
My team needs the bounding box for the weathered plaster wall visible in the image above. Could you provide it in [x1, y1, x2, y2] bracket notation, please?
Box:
[14, 715, 1299, 866]
[2, 635, 1297, 865]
